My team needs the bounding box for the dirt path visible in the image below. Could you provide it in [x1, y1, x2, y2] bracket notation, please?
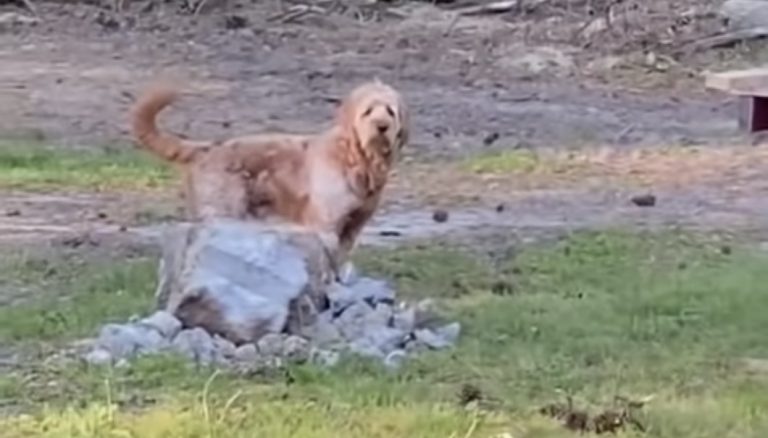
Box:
[0, 2, 744, 158]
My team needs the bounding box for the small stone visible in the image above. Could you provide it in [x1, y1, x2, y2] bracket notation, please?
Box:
[213, 336, 237, 359]
[83, 348, 112, 366]
[335, 302, 373, 340]
[482, 132, 500, 146]
[302, 316, 343, 347]
[139, 311, 182, 339]
[432, 209, 449, 223]
[404, 338, 428, 354]
[392, 308, 416, 333]
[171, 328, 217, 365]
[234, 343, 259, 362]
[348, 338, 385, 359]
[364, 304, 394, 328]
[328, 278, 395, 313]
[310, 348, 340, 367]
[282, 335, 310, 363]
[4, 209, 20, 217]
[631, 194, 656, 207]
[363, 326, 407, 354]
[383, 349, 407, 370]
[414, 328, 453, 350]
[257, 333, 285, 357]
[495, 203, 505, 213]
[96, 323, 168, 359]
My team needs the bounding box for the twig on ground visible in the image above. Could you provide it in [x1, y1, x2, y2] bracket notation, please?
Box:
[454, 0, 519, 16]
[683, 27, 768, 54]
[18, 0, 37, 16]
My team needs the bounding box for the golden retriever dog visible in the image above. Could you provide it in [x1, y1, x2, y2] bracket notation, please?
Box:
[130, 80, 409, 270]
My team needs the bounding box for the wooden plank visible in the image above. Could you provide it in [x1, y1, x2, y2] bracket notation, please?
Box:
[705, 68, 768, 97]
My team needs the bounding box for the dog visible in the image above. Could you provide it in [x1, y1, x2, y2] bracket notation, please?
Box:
[131, 80, 409, 269]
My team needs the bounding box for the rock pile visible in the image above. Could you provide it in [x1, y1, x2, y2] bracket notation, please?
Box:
[80, 219, 461, 371]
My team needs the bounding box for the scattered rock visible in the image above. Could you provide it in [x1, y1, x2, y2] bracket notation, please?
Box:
[495, 203, 506, 213]
[96, 323, 168, 359]
[630, 194, 656, 207]
[392, 307, 416, 332]
[282, 335, 310, 363]
[327, 277, 395, 314]
[414, 323, 461, 349]
[234, 343, 259, 363]
[432, 209, 450, 223]
[310, 348, 340, 367]
[83, 348, 112, 366]
[171, 328, 217, 366]
[257, 333, 286, 357]
[213, 336, 237, 359]
[482, 132, 500, 146]
[4, 209, 21, 217]
[138, 311, 182, 339]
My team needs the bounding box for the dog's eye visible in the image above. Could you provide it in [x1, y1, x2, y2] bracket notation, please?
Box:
[362, 107, 373, 117]
[385, 105, 395, 117]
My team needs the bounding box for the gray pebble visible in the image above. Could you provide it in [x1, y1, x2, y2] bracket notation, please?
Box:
[83, 348, 112, 366]
[283, 335, 310, 363]
[139, 311, 182, 339]
[234, 343, 259, 362]
[171, 328, 217, 365]
[414, 328, 453, 350]
[392, 308, 416, 333]
[213, 335, 237, 359]
[257, 333, 285, 357]
[348, 338, 385, 359]
[310, 348, 340, 367]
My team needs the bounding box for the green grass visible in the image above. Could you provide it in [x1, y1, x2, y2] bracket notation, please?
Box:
[463, 149, 541, 174]
[0, 252, 156, 342]
[2, 230, 768, 436]
[0, 141, 171, 191]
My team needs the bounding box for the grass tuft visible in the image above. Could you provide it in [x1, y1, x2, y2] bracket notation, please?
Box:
[0, 141, 171, 191]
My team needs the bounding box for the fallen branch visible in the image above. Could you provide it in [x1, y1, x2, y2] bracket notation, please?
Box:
[19, 0, 37, 16]
[454, 0, 518, 16]
[683, 27, 768, 54]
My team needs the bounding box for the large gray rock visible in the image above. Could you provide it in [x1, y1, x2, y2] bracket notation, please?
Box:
[156, 220, 335, 344]
[721, 0, 768, 31]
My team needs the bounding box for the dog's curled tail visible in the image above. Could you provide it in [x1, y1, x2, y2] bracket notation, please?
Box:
[131, 87, 195, 163]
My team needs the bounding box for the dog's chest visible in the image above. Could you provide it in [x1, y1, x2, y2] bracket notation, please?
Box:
[308, 162, 358, 225]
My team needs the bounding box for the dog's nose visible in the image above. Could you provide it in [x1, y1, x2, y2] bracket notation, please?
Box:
[375, 120, 389, 134]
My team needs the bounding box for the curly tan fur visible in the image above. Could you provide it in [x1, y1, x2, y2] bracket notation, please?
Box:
[130, 80, 409, 264]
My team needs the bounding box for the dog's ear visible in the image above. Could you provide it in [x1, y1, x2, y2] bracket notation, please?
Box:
[335, 94, 364, 165]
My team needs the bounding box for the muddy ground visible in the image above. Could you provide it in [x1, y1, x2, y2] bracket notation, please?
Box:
[1, 0, 767, 252]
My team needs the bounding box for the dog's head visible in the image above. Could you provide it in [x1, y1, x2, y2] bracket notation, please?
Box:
[336, 80, 409, 164]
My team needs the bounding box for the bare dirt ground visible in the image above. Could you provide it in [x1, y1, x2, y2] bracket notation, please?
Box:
[1, 0, 767, 251]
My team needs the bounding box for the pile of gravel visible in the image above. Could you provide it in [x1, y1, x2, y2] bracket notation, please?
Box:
[81, 275, 460, 372]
